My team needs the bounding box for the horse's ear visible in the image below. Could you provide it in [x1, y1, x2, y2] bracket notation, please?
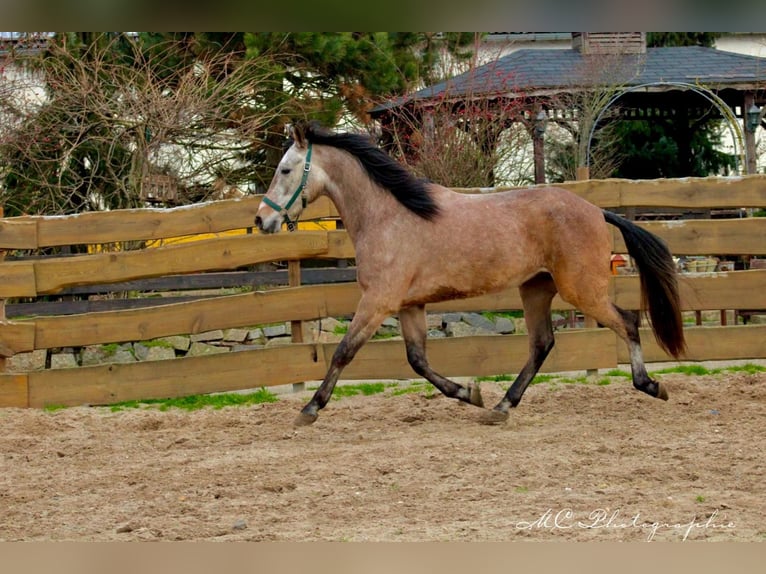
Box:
[290, 122, 308, 149]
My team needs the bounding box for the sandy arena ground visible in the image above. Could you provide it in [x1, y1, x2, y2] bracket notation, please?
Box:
[1, 368, 764, 542]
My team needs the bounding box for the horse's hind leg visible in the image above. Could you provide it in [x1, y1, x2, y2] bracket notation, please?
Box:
[563, 286, 669, 401]
[399, 305, 484, 408]
[481, 272, 558, 424]
[611, 306, 668, 400]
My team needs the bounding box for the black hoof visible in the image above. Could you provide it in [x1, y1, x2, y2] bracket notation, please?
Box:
[468, 381, 484, 408]
[478, 408, 509, 425]
[294, 410, 318, 427]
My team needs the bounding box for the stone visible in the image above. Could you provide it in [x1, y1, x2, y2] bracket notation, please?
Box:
[461, 312, 497, 332]
[427, 329, 447, 339]
[223, 329, 249, 343]
[133, 343, 150, 361]
[157, 336, 191, 352]
[318, 317, 346, 334]
[442, 313, 463, 324]
[50, 353, 78, 369]
[109, 349, 138, 364]
[445, 322, 492, 338]
[381, 317, 399, 328]
[312, 331, 344, 344]
[190, 330, 224, 342]
[247, 328, 265, 342]
[262, 324, 288, 338]
[494, 317, 516, 334]
[6, 349, 47, 373]
[142, 346, 176, 361]
[81, 346, 111, 366]
[426, 314, 444, 330]
[186, 342, 229, 357]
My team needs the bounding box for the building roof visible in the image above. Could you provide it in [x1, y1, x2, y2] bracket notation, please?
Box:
[372, 46, 766, 114]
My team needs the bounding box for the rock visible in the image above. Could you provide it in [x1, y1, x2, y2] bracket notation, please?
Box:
[494, 317, 516, 334]
[381, 317, 399, 328]
[50, 353, 78, 369]
[142, 346, 176, 361]
[190, 330, 224, 343]
[262, 324, 288, 338]
[223, 329, 249, 343]
[81, 345, 135, 366]
[442, 312, 463, 324]
[318, 317, 346, 334]
[426, 314, 444, 329]
[232, 519, 247, 531]
[247, 328, 264, 343]
[116, 522, 137, 534]
[427, 329, 447, 339]
[6, 349, 47, 373]
[461, 313, 497, 332]
[312, 331, 344, 344]
[81, 346, 108, 366]
[186, 342, 229, 357]
[110, 349, 138, 364]
[157, 336, 191, 352]
[446, 322, 493, 338]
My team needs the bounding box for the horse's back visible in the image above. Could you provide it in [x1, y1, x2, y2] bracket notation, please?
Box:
[395, 185, 612, 306]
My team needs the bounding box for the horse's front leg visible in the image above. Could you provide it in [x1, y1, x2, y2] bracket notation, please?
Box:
[399, 305, 484, 408]
[294, 295, 391, 427]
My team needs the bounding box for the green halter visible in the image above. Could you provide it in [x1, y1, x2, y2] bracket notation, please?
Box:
[261, 143, 312, 232]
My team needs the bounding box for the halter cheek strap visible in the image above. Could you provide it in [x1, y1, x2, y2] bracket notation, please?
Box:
[262, 143, 312, 232]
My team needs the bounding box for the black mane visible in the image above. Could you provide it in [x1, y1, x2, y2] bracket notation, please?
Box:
[303, 123, 440, 221]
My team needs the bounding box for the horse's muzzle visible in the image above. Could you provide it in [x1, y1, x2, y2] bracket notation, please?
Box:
[254, 214, 280, 234]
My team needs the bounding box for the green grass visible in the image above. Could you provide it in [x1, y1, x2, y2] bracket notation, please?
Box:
[108, 388, 278, 412]
[140, 339, 175, 349]
[44, 363, 766, 413]
[473, 363, 765, 391]
[651, 364, 711, 376]
[333, 324, 349, 335]
[391, 380, 429, 396]
[330, 382, 397, 399]
[481, 310, 523, 321]
[650, 363, 765, 377]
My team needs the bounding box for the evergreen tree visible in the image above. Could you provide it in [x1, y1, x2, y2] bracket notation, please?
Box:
[611, 32, 735, 178]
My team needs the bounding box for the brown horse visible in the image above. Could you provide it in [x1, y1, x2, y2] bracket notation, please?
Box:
[255, 122, 686, 427]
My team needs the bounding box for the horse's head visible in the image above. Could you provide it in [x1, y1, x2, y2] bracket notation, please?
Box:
[255, 124, 315, 234]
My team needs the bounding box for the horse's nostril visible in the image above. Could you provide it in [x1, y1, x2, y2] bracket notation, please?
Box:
[254, 215, 263, 229]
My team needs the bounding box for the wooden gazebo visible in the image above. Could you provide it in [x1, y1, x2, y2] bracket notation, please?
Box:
[371, 33, 766, 180]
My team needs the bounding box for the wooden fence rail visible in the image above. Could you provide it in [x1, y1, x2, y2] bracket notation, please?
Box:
[1, 175, 766, 408]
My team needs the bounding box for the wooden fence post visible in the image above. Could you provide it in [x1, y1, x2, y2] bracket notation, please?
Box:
[288, 259, 305, 392]
[577, 167, 600, 376]
[0, 205, 5, 375]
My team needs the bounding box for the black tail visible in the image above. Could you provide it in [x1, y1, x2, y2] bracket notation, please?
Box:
[604, 210, 686, 358]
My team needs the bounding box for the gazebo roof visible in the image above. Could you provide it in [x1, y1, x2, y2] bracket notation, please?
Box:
[371, 46, 766, 115]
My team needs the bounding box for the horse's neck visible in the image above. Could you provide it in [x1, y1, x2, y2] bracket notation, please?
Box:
[321, 151, 397, 240]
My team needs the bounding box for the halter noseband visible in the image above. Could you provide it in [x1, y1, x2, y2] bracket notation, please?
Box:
[262, 143, 312, 232]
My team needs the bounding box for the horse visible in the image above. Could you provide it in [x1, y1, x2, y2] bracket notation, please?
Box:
[255, 122, 686, 427]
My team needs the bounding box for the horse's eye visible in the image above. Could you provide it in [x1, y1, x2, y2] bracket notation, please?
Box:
[281, 168, 290, 175]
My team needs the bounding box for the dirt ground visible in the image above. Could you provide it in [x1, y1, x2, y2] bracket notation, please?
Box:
[1, 369, 765, 542]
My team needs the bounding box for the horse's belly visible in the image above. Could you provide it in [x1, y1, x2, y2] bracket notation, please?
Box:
[402, 263, 540, 307]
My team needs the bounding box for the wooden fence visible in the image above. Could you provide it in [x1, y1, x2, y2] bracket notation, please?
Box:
[1, 175, 766, 408]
